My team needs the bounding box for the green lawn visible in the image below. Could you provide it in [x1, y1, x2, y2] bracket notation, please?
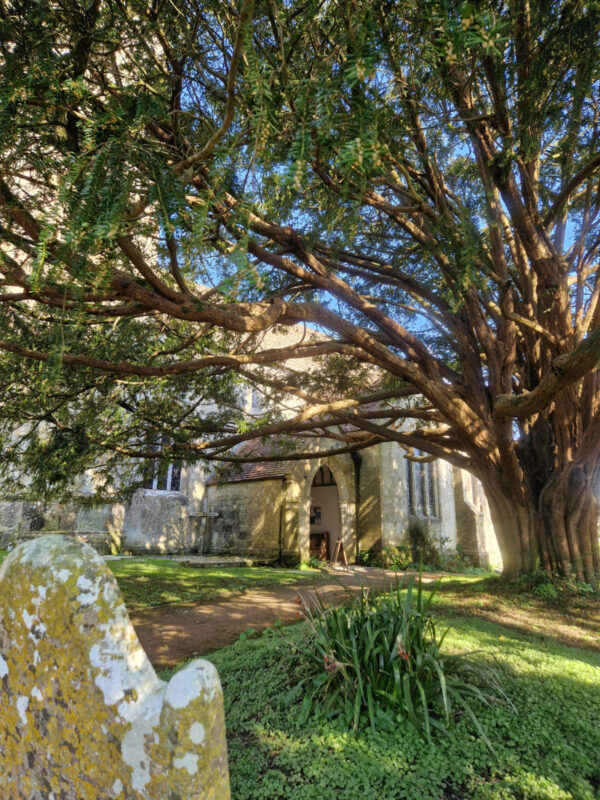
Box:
[201, 615, 600, 800]
[428, 573, 600, 651]
[107, 558, 314, 611]
[0, 549, 6, 564]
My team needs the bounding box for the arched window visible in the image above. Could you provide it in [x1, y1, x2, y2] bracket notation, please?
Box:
[312, 465, 337, 486]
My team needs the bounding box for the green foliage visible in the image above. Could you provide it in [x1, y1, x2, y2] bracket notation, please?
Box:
[408, 523, 448, 567]
[513, 571, 600, 604]
[208, 616, 600, 800]
[438, 545, 491, 575]
[238, 626, 258, 642]
[357, 546, 413, 570]
[1, 0, 600, 583]
[532, 582, 559, 602]
[21, 422, 94, 498]
[295, 559, 326, 572]
[293, 575, 512, 745]
[356, 548, 377, 566]
[428, 571, 600, 644]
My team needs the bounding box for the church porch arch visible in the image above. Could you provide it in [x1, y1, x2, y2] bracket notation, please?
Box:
[289, 455, 357, 564]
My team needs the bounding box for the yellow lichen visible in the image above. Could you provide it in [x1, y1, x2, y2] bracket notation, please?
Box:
[0, 536, 230, 799]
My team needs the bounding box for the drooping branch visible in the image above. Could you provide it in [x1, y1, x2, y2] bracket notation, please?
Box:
[544, 154, 600, 230]
[0, 337, 362, 377]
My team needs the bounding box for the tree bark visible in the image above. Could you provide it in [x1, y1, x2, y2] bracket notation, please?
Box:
[538, 465, 600, 582]
[484, 482, 537, 578]
[483, 466, 599, 582]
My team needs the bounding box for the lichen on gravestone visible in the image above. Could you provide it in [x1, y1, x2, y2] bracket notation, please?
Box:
[0, 535, 230, 799]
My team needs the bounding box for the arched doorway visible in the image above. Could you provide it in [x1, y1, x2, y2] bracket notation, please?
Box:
[308, 465, 340, 560]
[295, 456, 356, 563]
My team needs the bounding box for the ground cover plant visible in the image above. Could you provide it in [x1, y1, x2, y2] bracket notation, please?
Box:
[204, 617, 600, 800]
[107, 559, 313, 612]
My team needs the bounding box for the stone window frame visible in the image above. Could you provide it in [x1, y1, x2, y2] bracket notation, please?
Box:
[405, 452, 440, 518]
[311, 465, 337, 487]
[144, 461, 182, 493]
[142, 442, 184, 493]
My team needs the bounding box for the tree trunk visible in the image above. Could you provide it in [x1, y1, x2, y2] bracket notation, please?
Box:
[483, 467, 599, 581]
[484, 483, 537, 578]
[538, 465, 600, 582]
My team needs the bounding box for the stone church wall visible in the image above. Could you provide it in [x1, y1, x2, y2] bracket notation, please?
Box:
[119, 491, 194, 554]
[0, 463, 203, 555]
[0, 500, 78, 547]
[379, 442, 411, 549]
[453, 470, 502, 568]
[1, 449, 501, 566]
[356, 448, 382, 553]
[205, 478, 285, 561]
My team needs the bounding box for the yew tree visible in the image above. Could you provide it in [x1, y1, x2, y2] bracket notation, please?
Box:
[1, 0, 600, 579]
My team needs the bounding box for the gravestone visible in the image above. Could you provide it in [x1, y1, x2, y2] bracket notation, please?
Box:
[0, 535, 230, 799]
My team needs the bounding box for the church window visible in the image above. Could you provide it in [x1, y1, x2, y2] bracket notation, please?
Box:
[143, 441, 183, 492]
[312, 465, 336, 486]
[405, 458, 415, 514]
[144, 461, 182, 492]
[427, 462, 439, 517]
[406, 452, 439, 517]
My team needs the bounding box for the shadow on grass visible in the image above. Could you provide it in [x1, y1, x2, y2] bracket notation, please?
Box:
[109, 560, 315, 611]
[429, 577, 600, 654]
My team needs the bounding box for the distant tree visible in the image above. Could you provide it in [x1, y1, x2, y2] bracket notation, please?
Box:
[1, 0, 599, 579]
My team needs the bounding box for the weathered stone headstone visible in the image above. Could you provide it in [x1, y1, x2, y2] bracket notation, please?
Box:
[0, 535, 230, 799]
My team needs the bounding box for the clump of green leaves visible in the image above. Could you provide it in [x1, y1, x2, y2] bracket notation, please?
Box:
[295, 575, 512, 745]
[357, 545, 412, 569]
[515, 570, 600, 605]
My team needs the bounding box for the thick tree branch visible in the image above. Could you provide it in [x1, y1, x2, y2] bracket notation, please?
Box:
[494, 326, 600, 419]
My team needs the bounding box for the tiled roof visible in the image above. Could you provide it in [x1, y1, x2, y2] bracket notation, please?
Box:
[206, 439, 295, 485]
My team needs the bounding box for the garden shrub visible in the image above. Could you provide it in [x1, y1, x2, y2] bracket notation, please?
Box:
[532, 582, 559, 601]
[356, 548, 379, 566]
[380, 545, 413, 569]
[408, 520, 442, 565]
[357, 545, 412, 569]
[294, 575, 512, 744]
[511, 570, 600, 604]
